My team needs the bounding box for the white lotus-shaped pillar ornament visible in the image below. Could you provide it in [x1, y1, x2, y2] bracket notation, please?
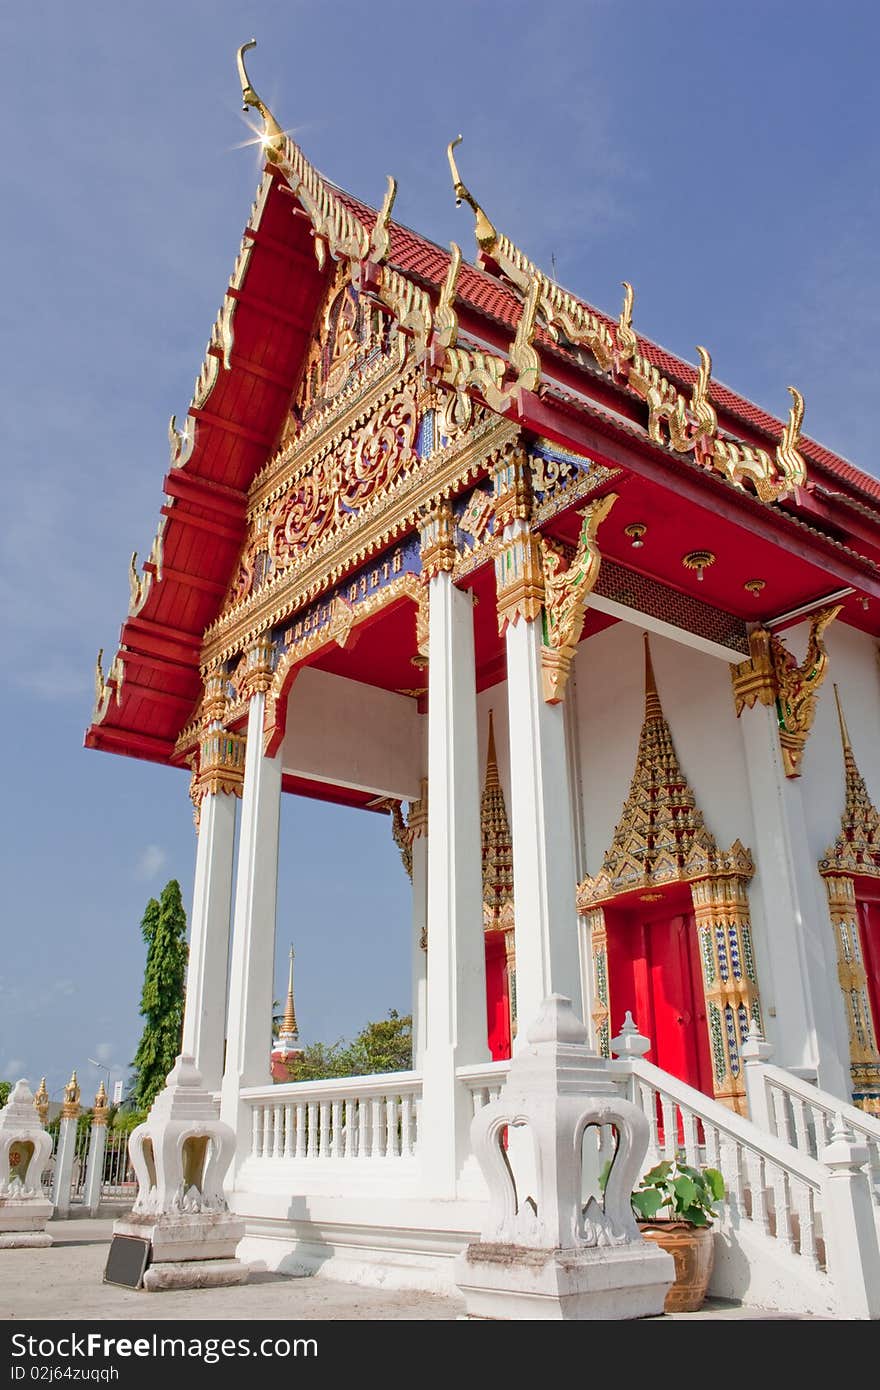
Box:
[454, 996, 674, 1319]
[128, 1055, 235, 1216]
[0, 1079, 54, 1247]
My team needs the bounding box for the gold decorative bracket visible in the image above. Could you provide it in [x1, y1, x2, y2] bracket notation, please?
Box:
[539, 492, 617, 702]
[731, 605, 841, 776]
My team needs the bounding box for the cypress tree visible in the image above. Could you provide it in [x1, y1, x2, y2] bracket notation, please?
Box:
[130, 880, 189, 1110]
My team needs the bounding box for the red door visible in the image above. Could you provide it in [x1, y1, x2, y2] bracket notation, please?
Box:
[606, 899, 713, 1096]
[857, 892, 880, 1048]
[485, 934, 512, 1061]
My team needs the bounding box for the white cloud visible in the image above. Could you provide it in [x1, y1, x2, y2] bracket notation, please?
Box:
[2, 1059, 25, 1078]
[135, 845, 167, 881]
[93, 1042, 114, 1063]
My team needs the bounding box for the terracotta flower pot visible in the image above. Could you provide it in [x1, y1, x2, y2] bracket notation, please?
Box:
[637, 1219, 715, 1312]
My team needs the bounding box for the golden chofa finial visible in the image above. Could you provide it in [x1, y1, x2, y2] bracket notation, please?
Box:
[777, 386, 807, 489]
[691, 346, 718, 438]
[369, 176, 398, 263]
[237, 39, 285, 158]
[615, 282, 637, 361]
[446, 136, 497, 253]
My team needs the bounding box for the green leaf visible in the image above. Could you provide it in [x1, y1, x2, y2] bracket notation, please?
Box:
[671, 1175, 698, 1211]
[632, 1188, 665, 1219]
[681, 1206, 709, 1227]
[641, 1161, 672, 1185]
[704, 1167, 726, 1201]
[598, 1159, 612, 1194]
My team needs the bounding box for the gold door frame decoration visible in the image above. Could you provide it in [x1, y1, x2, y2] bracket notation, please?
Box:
[577, 636, 761, 1114]
[818, 686, 880, 1114]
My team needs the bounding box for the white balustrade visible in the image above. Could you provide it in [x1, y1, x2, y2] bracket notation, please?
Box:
[612, 1055, 828, 1273]
[456, 1061, 510, 1119]
[241, 1072, 422, 1163]
[751, 1063, 880, 1209]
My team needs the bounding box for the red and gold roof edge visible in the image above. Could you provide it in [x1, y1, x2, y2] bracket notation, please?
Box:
[85, 44, 880, 772]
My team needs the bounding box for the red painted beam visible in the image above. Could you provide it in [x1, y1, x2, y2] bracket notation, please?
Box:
[226, 285, 314, 334]
[159, 504, 245, 546]
[144, 563, 227, 597]
[207, 344, 295, 393]
[188, 407, 276, 451]
[244, 225, 322, 272]
[83, 725, 177, 762]
[510, 389, 880, 599]
[121, 678, 198, 715]
[163, 469, 247, 518]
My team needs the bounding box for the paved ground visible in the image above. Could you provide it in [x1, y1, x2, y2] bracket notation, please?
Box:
[0, 1218, 796, 1322]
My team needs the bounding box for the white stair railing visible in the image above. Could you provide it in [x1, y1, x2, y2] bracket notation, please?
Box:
[241, 1071, 421, 1163]
[741, 1023, 880, 1210]
[609, 1014, 880, 1318]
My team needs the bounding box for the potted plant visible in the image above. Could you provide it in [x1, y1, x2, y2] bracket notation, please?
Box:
[631, 1158, 726, 1312]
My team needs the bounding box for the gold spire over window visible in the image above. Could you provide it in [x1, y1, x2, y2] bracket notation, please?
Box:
[819, 686, 880, 877]
[481, 710, 514, 929]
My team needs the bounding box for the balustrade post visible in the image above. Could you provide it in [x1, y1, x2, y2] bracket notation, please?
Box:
[52, 1072, 81, 1218]
[820, 1119, 880, 1318]
[82, 1084, 109, 1217]
[742, 1020, 775, 1135]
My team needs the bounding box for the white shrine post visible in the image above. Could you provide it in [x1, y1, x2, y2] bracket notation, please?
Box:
[494, 457, 584, 1044]
[183, 674, 244, 1094]
[419, 506, 490, 1196]
[738, 696, 851, 1098]
[52, 1072, 81, 1218]
[409, 780, 429, 1067]
[220, 638, 282, 1155]
[82, 1083, 109, 1217]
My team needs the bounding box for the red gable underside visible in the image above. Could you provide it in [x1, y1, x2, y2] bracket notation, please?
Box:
[85, 164, 880, 772]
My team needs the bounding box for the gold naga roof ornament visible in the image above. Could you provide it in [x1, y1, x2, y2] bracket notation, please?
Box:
[237, 39, 368, 270]
[369, 176, 398, 264]
[447, 139, 807, 504]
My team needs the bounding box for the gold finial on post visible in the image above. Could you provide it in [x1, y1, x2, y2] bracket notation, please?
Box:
[237, 39, 285, 158]
[93, 1082, 109, 1126]
[62, 1070, 81, 1119]
[34, 1077, 49, 1126]
[446, 136, 497, 252]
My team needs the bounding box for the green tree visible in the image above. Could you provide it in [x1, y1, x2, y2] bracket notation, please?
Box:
[0, 1080, 10, 1107]
[282, 1010, 412, 1082]
[130, 880, 189, 1110]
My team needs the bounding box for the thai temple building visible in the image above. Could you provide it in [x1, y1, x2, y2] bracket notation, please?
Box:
[84, 45, 880, 1313]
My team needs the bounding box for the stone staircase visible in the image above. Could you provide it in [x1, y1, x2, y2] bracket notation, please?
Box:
[607, 1018, 880, 1319]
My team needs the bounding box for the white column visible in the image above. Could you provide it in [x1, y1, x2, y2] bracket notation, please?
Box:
[505, 615, 584, 1044]
[220, 685, 282, 1140]
[182, 791, 237, 1093]
[82, 1116, 108, 1217]
[739, 701, 850, 1098]
[52, 1115, 78, 1217]
[410, 829, 428, 1067]
[420, 572, 489, 1196]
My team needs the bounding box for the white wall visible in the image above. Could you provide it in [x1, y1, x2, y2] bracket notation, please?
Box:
[281, 668, 423, 800]
[572, 622, 756, 876]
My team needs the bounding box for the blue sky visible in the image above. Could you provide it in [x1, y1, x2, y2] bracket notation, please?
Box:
[1, 2, 877, 1107]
